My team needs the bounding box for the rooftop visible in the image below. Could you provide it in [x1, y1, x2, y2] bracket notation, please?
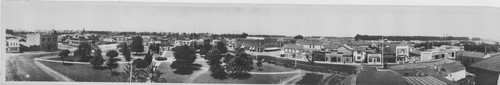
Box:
[357, 71, 409, 85]
[470, 56, 500, 72]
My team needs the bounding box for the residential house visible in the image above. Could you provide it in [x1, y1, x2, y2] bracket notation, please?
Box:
[6, 39, 21, 53]
[469, 56, 500, 85]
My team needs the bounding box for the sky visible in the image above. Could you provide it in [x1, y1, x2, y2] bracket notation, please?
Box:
[2, 0, 500, 41]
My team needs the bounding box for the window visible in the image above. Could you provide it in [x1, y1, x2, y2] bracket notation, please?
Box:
[41, 38, 45, 42]
[357, 56, 361, 59]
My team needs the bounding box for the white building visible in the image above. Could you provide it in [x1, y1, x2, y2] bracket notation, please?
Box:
[6, 39, 21, 53]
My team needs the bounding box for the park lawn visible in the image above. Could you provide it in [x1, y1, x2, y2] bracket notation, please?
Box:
[192, 72, 298, 84]
[38, 61, 128, 82]
[151, 60, 207, 83]
[250, 61, 295, 72]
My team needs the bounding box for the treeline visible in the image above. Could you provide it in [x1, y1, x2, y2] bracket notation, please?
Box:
[212, 33, 249, 39]
[464, 44, 500, 53]
[354, 34, 469, 41]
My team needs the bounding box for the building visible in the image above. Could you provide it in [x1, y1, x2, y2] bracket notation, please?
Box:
[297, 40, 324, 52]
[280, 44, 305, 59]
[331, 44, 353, 63]
[469, 56, 500, 85]
[6, 39, 21, 53]
[395, 44, 411, 63]
[236, 37, 286, 52]
[25, 32, 58, 51]
[366, 52, 382, 64]
[456, 51, 492, 66]
[352, 47, 369, 63]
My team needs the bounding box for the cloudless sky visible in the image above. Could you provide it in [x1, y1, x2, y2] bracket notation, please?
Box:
[2, 0, 500, 41]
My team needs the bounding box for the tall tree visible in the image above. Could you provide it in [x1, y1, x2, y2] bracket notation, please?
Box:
[131, 36, 144, 54]
[58, 49, 71, 64]
[225, 46, 253, 75]
[75, 42, 92, 62]
[294, 35, 304, 39]
[199, 39, 213, 56]
[118, 42, 132, 62]
[106, 50, 120, 75]
[91, 49, 105, 69]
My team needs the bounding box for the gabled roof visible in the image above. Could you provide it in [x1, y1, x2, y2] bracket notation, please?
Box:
[282, 44, 305, 50]
[470, 56, 500, 72]
[352, 47, 369, 51]
[441, 62, 465, 73]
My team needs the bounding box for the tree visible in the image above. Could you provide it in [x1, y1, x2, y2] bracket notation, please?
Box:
[106, 50, 120, 75]
[241, 32, 249, 38]
[131, 36, 144, 54]
[58, 49, 71, 64]
[216, 41, 228, 53]
[75, 42, 92, 62]
[118, 42, 132, 62]
[91, 49, 105, 69]
[225, 46, 254, 78]
[172, 45, 197, 61]
[170, 45, 200, 75]
[294, 35, 304, 39]
[144, 50, 153, 66]
[199, 39, 212, 56]
[6, 29, 14, 35]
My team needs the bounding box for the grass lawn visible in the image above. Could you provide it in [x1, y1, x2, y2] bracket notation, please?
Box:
[192, 72, 298, 84]
[251, 61, 295, 72]
[38, 61, 127, 82]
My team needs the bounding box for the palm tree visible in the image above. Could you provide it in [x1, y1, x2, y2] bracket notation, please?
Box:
[225, 46, 254, 74]
[58, 49, 71, 64]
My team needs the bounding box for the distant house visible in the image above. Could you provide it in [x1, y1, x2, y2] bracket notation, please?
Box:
[297, 40, 324, 52]
[6, 39, 21, 53]
[281, 44, 305, 59]
[469, 56, 500, 85]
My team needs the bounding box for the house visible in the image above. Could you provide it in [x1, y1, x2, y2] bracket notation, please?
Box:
[352, 47, 368, 63]
[281, 44, 305, 59]
[6, 39, 21, 53]
[366, 52, 382, 64]
[395, 44, 411, 63]
[441, 62, 466, 81]
[25, 32, 58, 51]
[332, 44, 353, 63]
[297, 40, 324, 52]
[456, 51, 492, 66]
[114, 36, 129, 42]
[469, 56, 500, 85]
[236, 38, 285, 52]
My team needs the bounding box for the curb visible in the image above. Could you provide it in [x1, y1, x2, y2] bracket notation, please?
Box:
[33, 59, 75, 82]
